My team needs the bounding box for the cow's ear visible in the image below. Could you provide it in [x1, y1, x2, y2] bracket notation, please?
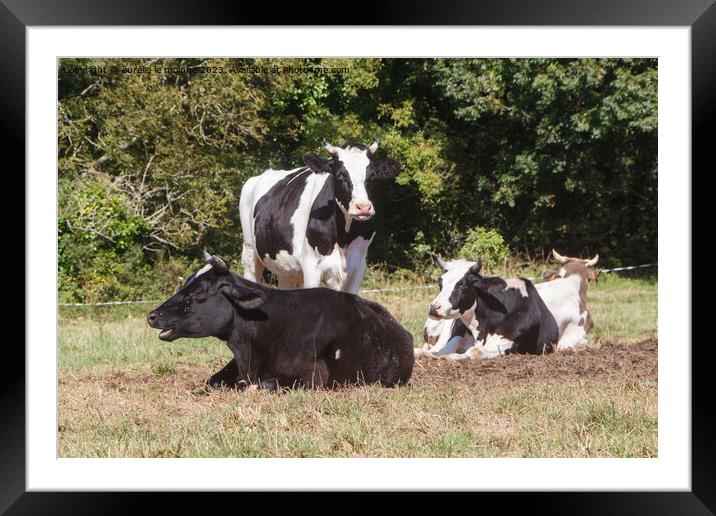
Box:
[370, 159, 402, 180]
[469, 259, 482, 274]
[223, 285, 266, 310]
[542, 269, 559, 282]
[304, 154, 333, 174]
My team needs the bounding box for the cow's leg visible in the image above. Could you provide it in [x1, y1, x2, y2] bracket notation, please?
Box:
[342, 233, 374, 293]
[222, 340, 265, 389]
[433, 334, 472, 357]
[441, 346, 482, 361]
[253, 259, 265, 282]
[241, 244, 262, 282]
[276, 359, 329, 389]
[206, 359, 240, 389]
[413, 347, 434, 358]
[480, 334, 514, 357]
[302, 266, 322, 289]
[277, 277, 298, 289]
[557, 324, 588, 350]
[258, 378, 281, 391]
[301, 359, 330, 388]
[343, 257, 367, 294]
[257, 376, 304, 391]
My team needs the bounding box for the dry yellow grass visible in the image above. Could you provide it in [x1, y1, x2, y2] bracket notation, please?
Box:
[58, 273, 657, 457]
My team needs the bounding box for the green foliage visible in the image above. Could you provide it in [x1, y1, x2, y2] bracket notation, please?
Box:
[458, 227, 510, 272]
[432, 58, 657, 263]
[58, 57, 657, 302]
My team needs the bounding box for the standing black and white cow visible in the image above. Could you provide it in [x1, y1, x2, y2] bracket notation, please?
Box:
[146, 253, 414, 390]
[425, 258, 559, 359]
[239, 140, 402, 292]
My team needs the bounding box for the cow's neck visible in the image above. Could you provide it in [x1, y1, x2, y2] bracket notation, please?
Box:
[335, 204, 376, 248]
[575, 273, 590, 314]
[459, 313, 480, 341]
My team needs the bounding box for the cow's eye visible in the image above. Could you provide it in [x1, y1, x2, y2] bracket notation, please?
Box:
[193, 291, 208, 303]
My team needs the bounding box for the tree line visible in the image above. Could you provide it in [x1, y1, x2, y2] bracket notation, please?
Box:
[58, 57, 657, 302]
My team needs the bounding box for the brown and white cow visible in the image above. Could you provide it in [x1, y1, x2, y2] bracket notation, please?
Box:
[534, 249, 599, 350]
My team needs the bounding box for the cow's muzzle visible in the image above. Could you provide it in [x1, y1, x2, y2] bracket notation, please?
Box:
[429, 302, 460, 320]
[428, 305, 442, 318]
[351, 201, 375, 220]
[147, 311, 177, 341]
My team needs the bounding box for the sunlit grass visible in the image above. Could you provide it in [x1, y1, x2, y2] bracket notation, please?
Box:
[58, 272, 657, 457]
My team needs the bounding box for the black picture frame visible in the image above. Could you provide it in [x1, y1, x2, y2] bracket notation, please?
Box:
[7, 0, 709, 513]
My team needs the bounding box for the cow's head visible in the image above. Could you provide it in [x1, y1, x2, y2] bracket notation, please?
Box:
[428, 256, 482, 319]
[147, 252, 266, 342]
[542, 249, 601, 283]
[429, 256, 509, 321]
[303, 140, 402, 221]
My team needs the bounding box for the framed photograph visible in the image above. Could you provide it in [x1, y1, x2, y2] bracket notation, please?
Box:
[9, 0, 710, 511]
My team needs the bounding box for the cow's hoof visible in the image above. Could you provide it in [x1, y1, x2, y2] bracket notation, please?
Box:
[206, 377, 249, 391]
[259, 379, 280, 391]
[207, 379, 233, 390]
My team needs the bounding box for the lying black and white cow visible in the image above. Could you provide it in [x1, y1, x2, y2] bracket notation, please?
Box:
[239, 140, 402, 292]
[146, 253, 414, 390]
[422, 258, 558, 359]
[417, 316, 474, 358]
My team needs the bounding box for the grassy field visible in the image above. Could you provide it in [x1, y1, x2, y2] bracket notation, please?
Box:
[58, 271, 657, 458]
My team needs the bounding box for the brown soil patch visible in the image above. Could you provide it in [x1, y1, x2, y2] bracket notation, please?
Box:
[60, 341, 656, 393]
[411, 340, 657, 389]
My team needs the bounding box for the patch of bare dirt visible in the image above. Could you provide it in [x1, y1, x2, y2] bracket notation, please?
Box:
[59, 365, 218, 394]
[60, 341, 656, 393]
[411, 340, 657, 389]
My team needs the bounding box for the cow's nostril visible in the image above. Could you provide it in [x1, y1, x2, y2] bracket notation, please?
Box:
[147, 312, 157, 325]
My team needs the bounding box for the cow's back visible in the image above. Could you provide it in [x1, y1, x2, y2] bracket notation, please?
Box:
[241, 168, 332, 276]
[251, 168, 312, 261]
[239, 169, 301, 252]
[484, 278, 557, 355]
[534, 275, 582, 334]
[525, 280, 558, 353]
[246, 287, 413, 387]
[356, 300, 414, 386]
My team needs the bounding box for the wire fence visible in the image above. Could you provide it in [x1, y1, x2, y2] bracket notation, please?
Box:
[57, 263, 657, 307]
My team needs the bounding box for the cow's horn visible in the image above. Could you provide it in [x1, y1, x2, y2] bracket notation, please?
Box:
[470, 258, 482, 273]
[211, 255, 228, 273]
[173, 276, 184, 294]
[585, 254, 599, 267]
[436, 254, 449, 270]
[368, 139, 380, 154]
[552, 249, 569, 264]
[203, 250, 213, 262]
[323, 140, 340, 155]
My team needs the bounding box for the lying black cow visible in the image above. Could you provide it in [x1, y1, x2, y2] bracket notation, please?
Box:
[147, 252, 414, 390]
[427, 259, 558, 359]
